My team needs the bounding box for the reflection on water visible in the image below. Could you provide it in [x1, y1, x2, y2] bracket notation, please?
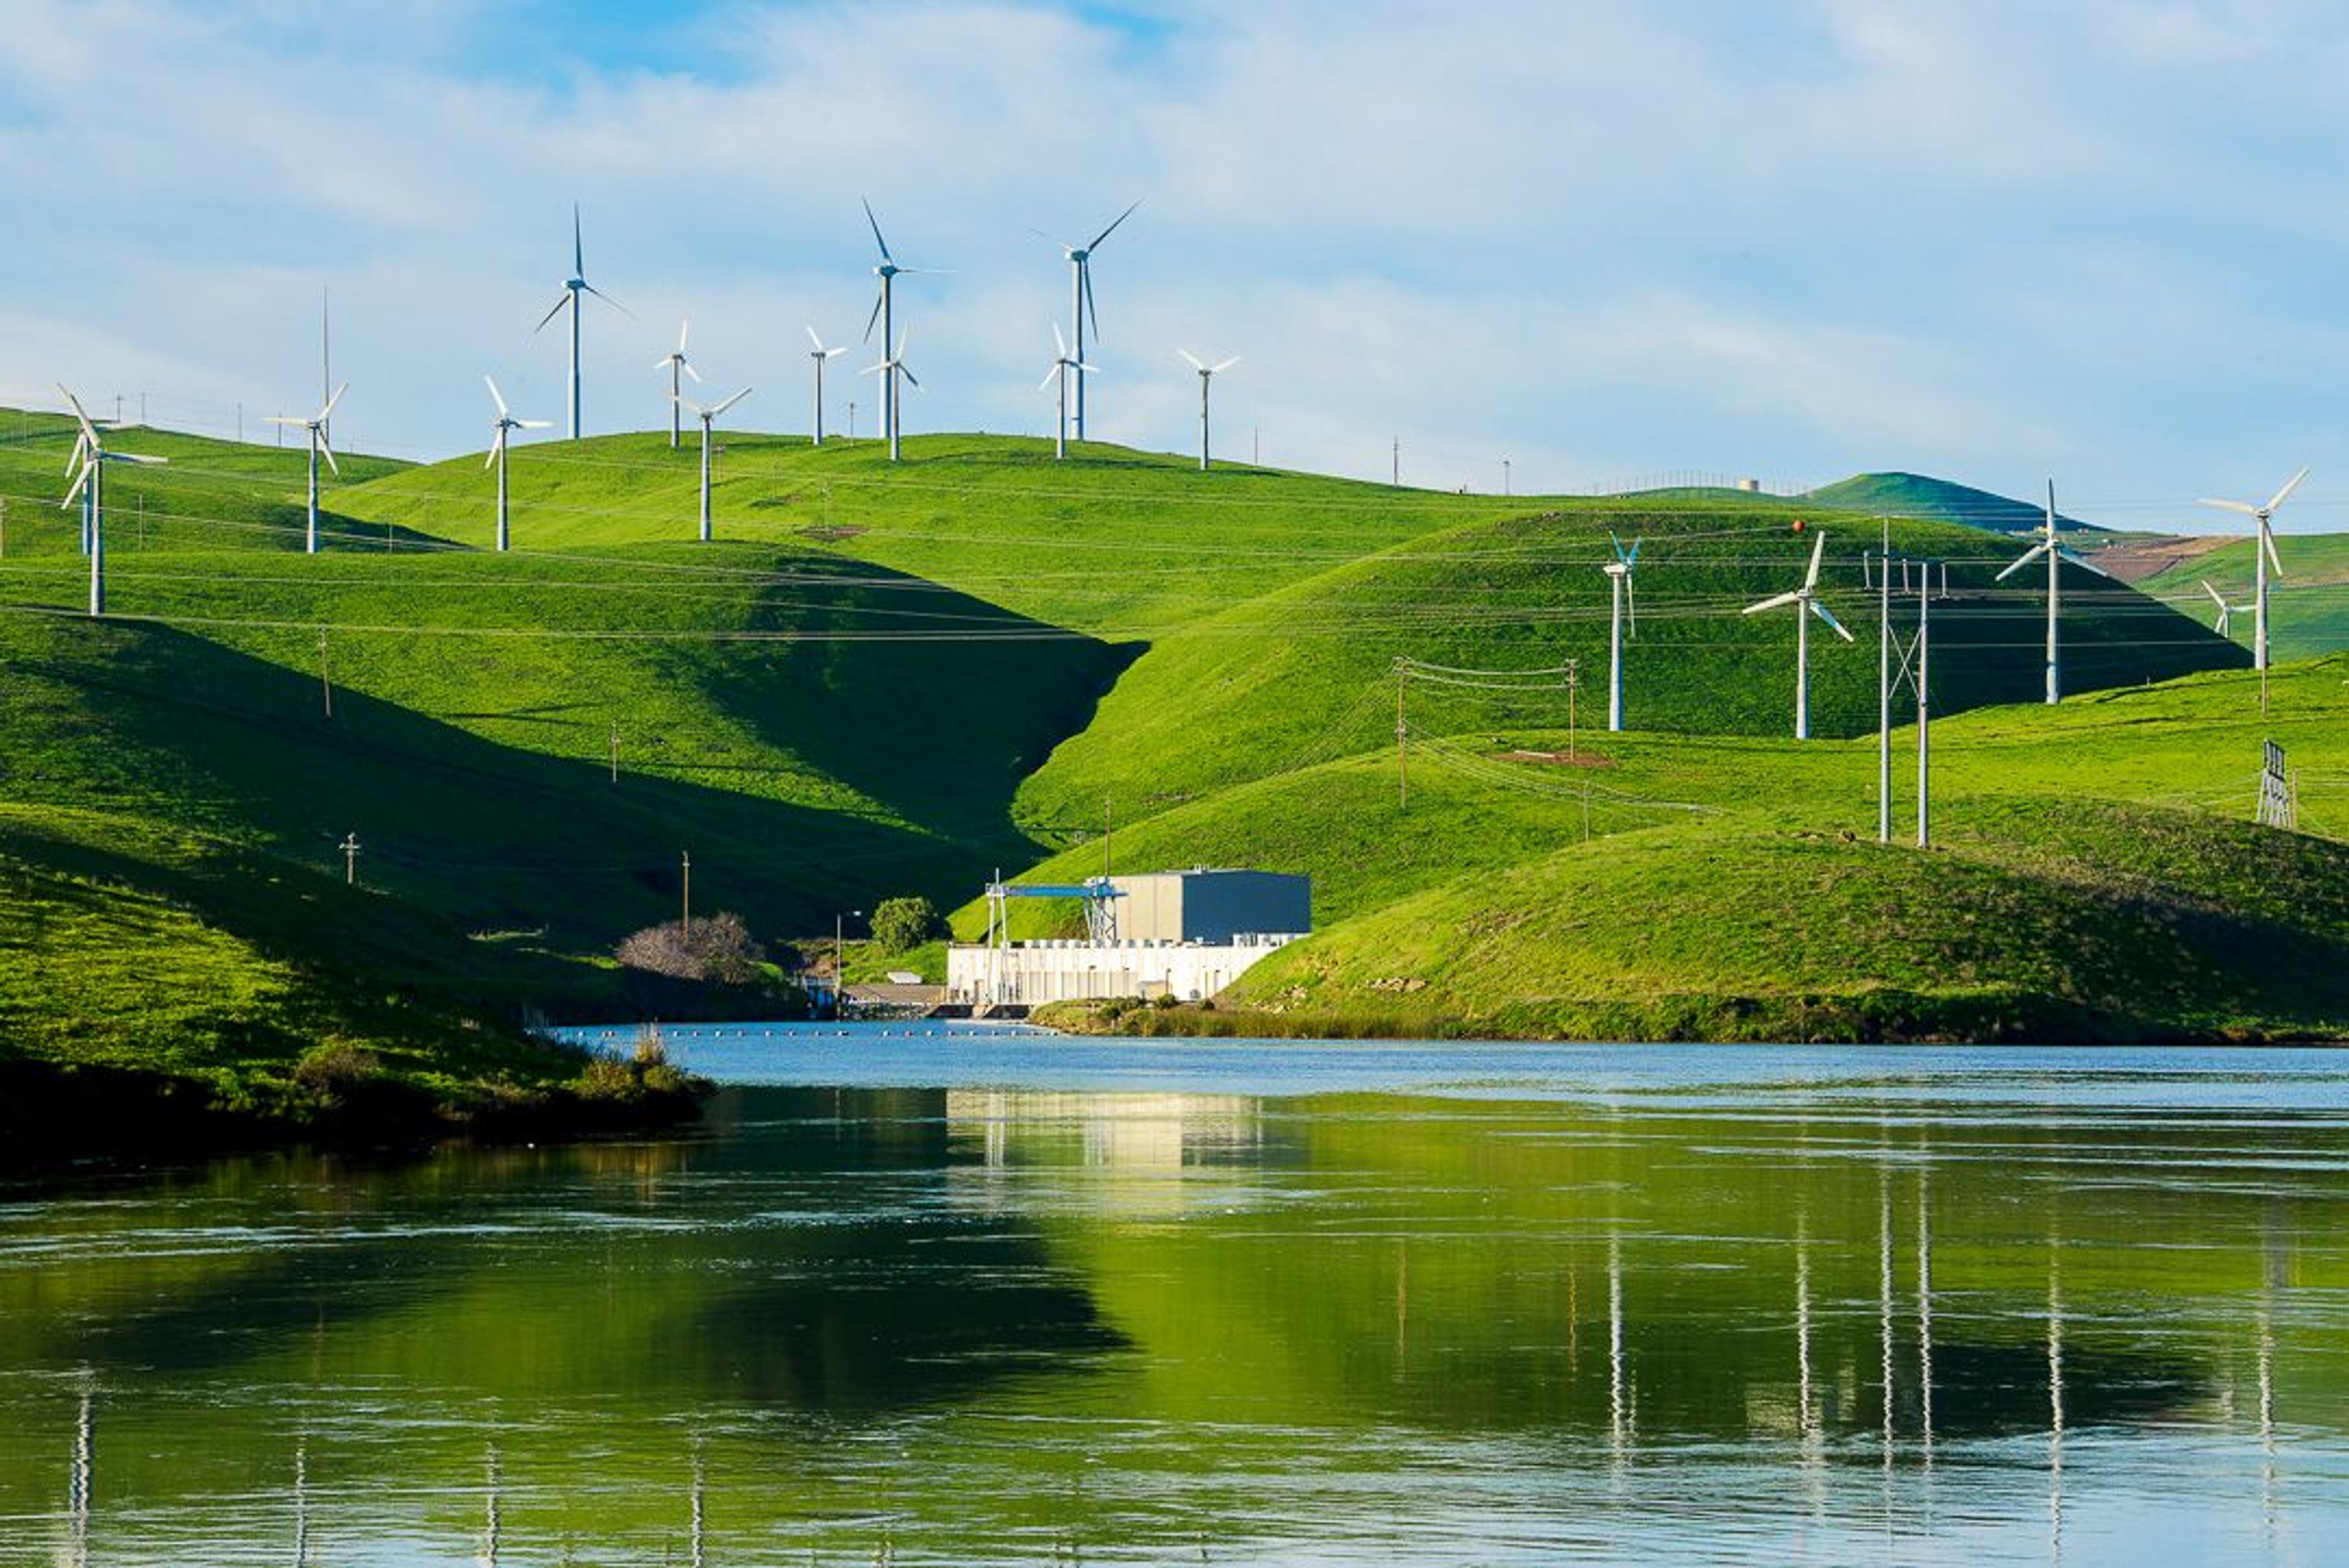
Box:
[4, 1037, 2349, 1565]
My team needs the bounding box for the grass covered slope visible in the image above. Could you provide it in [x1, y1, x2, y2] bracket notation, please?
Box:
[1217, 801, 2349, 1042]
[1011, 503, 2244, 837]
[2141, 533, 2349, 665]
[1804, 472, 2087, 535]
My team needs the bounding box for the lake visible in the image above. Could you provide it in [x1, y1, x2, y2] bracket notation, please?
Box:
[4, 1026, 2347, 1565]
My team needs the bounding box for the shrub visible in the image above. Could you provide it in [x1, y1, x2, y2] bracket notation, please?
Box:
[615, 911, 762, 984]
[870, 896, 944, 956]
[293, 1043, 382, 1098]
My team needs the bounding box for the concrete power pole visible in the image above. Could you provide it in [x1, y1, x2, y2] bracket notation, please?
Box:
[341, 833, 361, 886]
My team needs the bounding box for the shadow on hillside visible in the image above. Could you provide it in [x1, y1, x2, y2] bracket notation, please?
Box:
[0, 613, 1008, 953]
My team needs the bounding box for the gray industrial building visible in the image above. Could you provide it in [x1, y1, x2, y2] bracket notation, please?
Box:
[1110, 868, 1311, 944]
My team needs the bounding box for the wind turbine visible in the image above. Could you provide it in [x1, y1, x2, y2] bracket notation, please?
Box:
[805, 327, 847, 446]
[1742, 530, 1854, 740]
[268, 383, 347, 553]
[2202, 580, 2253, 638]
[534, 204, 629, 441]
[863, 330, 920, 462]
[1041, 324, 1099, 459]
[654, 320, 700, 449]
[1601, 532, 1639, 731]
[1995, 480, 2109, 704]
[1040, 200, 1140, 442]
[483, 375, 551, 553]
[2197, 467, 2303, 672]
[676, 386, 752, 542]
[1176, 349, 1239, 472]
[859, 200, 943, 464]
[58, 384, 166, 616]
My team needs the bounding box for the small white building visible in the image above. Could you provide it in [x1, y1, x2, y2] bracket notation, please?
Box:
[948, 868, 1310, 1008]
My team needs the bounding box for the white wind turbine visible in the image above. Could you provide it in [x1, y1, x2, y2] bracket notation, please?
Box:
[1994, 480, 2107, 705]
[676, 386, 752, 542]
[1041, 324, 1099, 459]
[268, 383, 347, 554]
[1176, 349, 1240, 472]
[863, 330, 921, 462]
[2197, 467, 2303, 672]
[534, 204, 629, 440]
[1039, 200, 1140, 442]
[58, 384, 166, 616]
[1601, 532, 1639, 732]
[2202, 580, 2254, 638]
[1742, 530, 1853, 740]
[654, 320, 700, 449]
[860, 201, 943, 463]
[483, 375, 551, 553]
[805, 327, 848, 446]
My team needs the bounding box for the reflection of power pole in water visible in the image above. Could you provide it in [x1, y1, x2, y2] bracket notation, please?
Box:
[2049, 1240, 2067, 1566]
[1879, 1166, 1896, 1481]
[1608, 1231, 1629, 1464]
[480, 1444, 501, 1567]
[1795, 1213, 1826, 1518]
[292, 1436, 311, 1567]
[68, 1379, 93, 1568]
[1917, 1161, 1936, 1473]
[689, 1444, 707, 1568]
[2259, 1219, 2282, 1540]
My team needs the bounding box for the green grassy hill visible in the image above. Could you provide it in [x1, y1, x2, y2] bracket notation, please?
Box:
[1805, 471, 2085, 535]
[2140, 533, 2349, 664]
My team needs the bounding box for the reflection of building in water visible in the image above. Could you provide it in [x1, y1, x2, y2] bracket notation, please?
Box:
[946, 1091, 1265, 1169]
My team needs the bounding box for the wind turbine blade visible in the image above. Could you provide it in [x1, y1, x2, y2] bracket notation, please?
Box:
[655, 354, 676, 371]
[1031, 224, 1071, 251]
[317, 437, 340, 476]
[1083, 261, 1100, 342]
[2265, 465, 2309, 515]
[899, 363, 921, 390]
[1609, 530, 1627, 563]
[862, 360, 889, 378]
[581, 281, 634, 319]
[678, 318, 691, 355]
[1054, 321, 1069, 358]
[573, 203, 584, 277]
[534, 293, 573, 333]
[54, 384, 99, 445]
[684, 362, 702, 383]
[1040, 366, 1062, 393]
[1177, 348, 1204, 371]
[518, 419, 552, 430]
[1076, 360, 1101, 375]
[1809, 598, 1855, 642]
[1087, 198, 1141, 252]
[484, 375, 511, 418]
[111, 453, 168, 466]
[265, 416, 306, 427]
[1625, 576, 1638, 637]
[2061, 547, 2113, 579]
[2197, 498, 2259, 517]
[1743, 590, 1802, 615]
[484, 434, 503, 471]
[674, 395, 705, 416]
[2265, 522, 2285, 579]
[2202, 579, 2228, 610]
[1995, 541, 2052, 580]
[62, 462, 91, 508]
[320, 381, 348, 421]
[1804, 530, 1827, 587]
[823, 346, 846, 360]
[1625, 536, 1641, 566]
[862, 198, 893, 262]
[711, 386, 752, 417]
[807, 324, 826, 352]
[1211, 356, 1241, 374]
[864, 286, 886, 343]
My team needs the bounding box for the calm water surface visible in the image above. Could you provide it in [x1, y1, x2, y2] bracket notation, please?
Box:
[5, 1027, 2348, 1566]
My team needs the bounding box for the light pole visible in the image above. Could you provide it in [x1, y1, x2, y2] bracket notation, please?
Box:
[833, 908, 863, 1018]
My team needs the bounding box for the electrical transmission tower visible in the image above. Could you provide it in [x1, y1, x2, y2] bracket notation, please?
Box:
[2256, 741, 2297, 831]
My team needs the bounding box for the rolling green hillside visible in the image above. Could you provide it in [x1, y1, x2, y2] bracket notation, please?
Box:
[1805, 471, 2084, 535]
[2141, 533, 2349, 664]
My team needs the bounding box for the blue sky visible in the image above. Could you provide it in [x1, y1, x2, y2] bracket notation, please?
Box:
[2, 0, 2347, 531]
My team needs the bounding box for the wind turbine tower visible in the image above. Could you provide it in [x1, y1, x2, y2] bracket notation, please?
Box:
[654, 320, 699, 449]
[1177, 349, 1239, 471]
[677, 387, 752, 541]
[805, 327, 847, 445]
[1995, 480, 2103, 704]
[1601, 532, 1639, 731]
[1742, 530, 1854, 740]
[269, 383, 347, 553]
[2202, 580, 2252, 637]
[483, 375, 551, 553]
[863, 331, 920, 462]
[1042, 201, 1139, 442]
[58, 385, 166, 616]
[535, 205, 628, 441]
[860, 201, 941, 464]
[2197, 467, 2303, 671]
[1041, 325, 1099, 459]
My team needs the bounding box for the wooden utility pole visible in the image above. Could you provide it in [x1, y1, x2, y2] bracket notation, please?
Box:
[1395, 659, 1409, 809]
[609, 720, 620, 784]
[316, 629, 333, 719]
[680, 849, 692, 935]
